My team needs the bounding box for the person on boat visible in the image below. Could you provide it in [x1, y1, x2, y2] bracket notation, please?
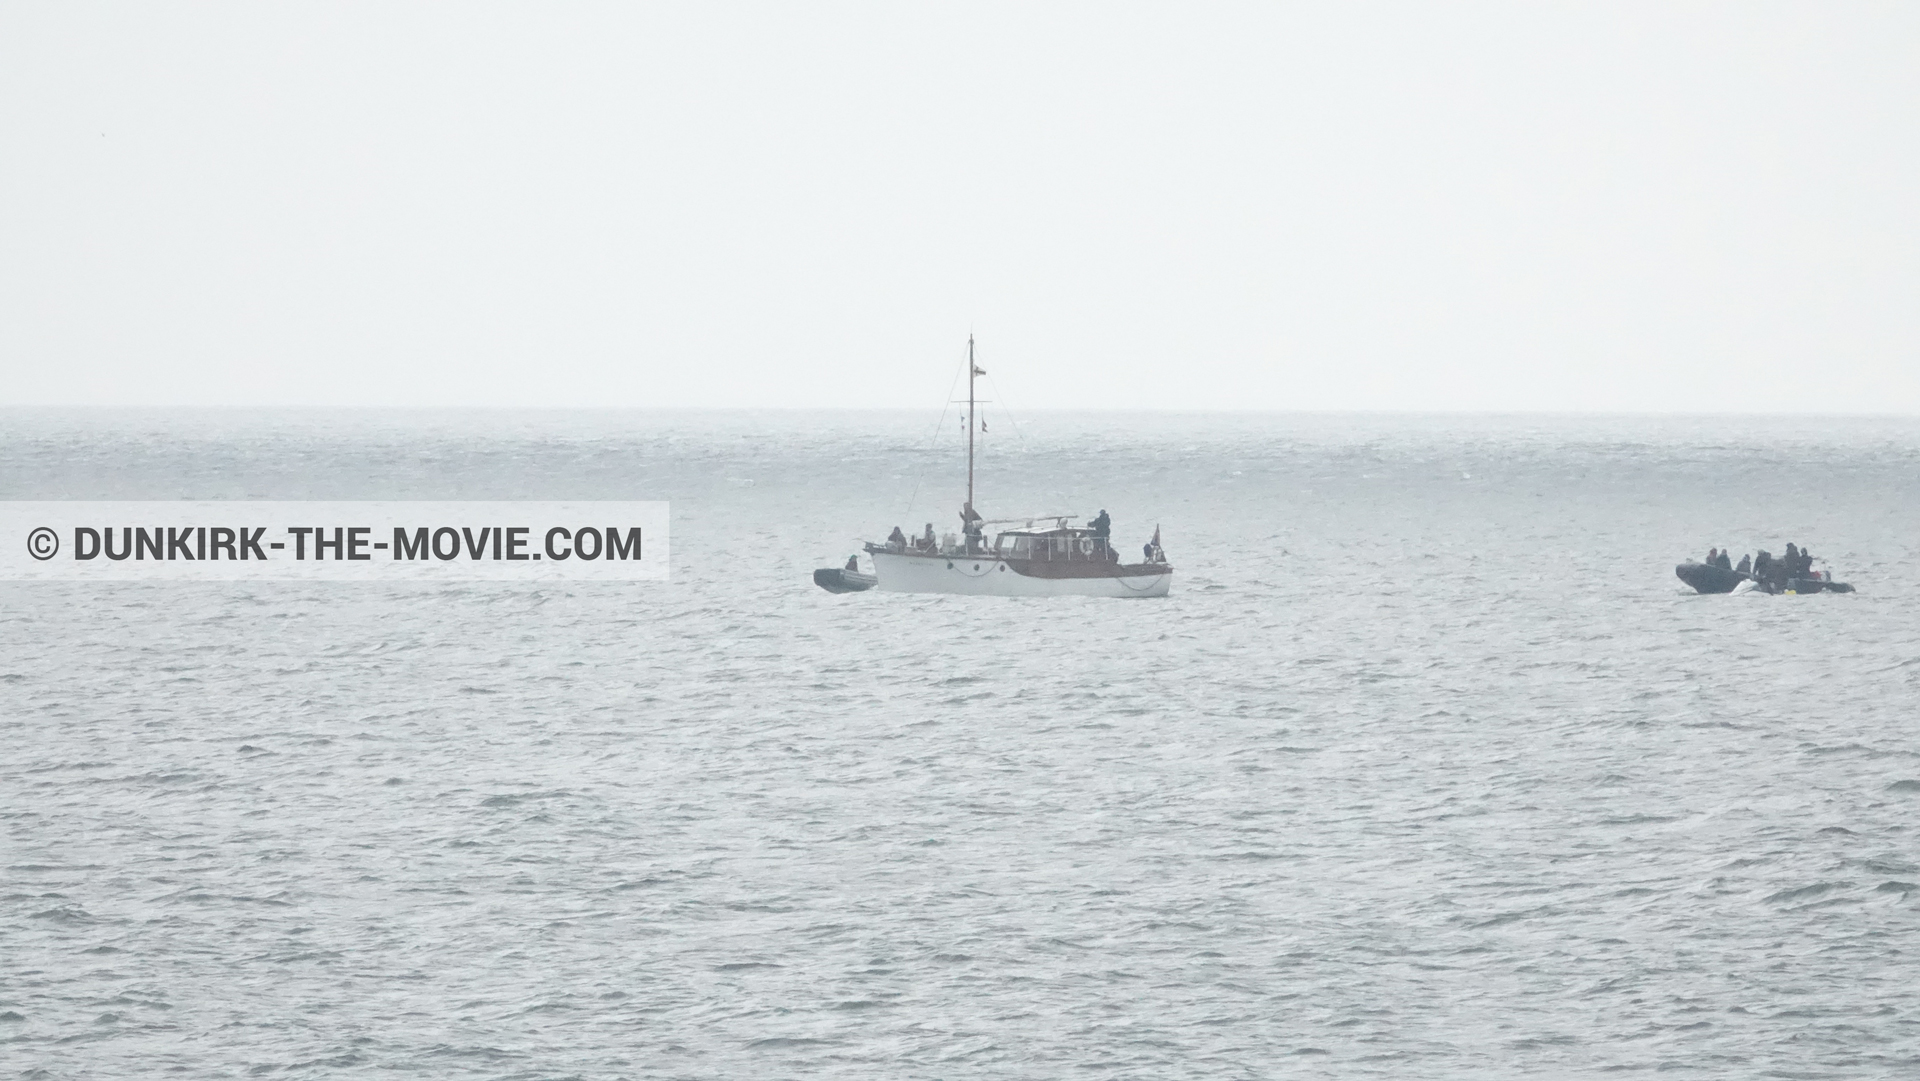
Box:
[1735, 553, 1752, 575]
[1143, 540, 1154, 562]
[919, 523, 935, 552]
[1759, 549, 1791, 589]
[1716, 549, 1732, 569]
[1784, 543, 1799, 574]
[1706, 547, 1718, 566]
[845, 555, 859, 572]
[960, 503, 984, 553]
[887, 525, 907, 551]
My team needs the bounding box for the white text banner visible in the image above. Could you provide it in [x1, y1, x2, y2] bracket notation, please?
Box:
[1, 502, 669, 581]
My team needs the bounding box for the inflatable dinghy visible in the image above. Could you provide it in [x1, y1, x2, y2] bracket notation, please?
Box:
[1675, 561, 1853, 595]
[813, 567, 878, 594]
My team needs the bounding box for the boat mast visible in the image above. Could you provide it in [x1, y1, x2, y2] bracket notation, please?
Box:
[967, 334, 975, 512]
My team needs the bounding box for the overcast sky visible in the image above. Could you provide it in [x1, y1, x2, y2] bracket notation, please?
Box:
[3, 4, 1916, 412]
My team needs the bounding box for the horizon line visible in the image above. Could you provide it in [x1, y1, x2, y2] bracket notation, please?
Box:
[5, 403, 1920, 419]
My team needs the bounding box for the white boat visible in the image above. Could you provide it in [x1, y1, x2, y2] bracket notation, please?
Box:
[851, 337, 1173, 599]
[868, 519, 1172, 597]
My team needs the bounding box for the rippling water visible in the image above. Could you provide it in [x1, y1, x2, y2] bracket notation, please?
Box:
[4, 409, 1919, 1078]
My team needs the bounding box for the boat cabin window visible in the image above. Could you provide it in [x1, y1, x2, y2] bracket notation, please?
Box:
[992, 530, 1096, 559]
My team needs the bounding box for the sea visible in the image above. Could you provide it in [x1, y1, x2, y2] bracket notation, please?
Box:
[3, 409, 1918, 1079]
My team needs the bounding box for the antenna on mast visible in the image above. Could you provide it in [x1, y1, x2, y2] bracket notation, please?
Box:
[967, 334, 975, 512]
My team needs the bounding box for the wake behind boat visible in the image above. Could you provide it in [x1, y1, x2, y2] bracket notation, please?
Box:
[813, 337, 1173, 599]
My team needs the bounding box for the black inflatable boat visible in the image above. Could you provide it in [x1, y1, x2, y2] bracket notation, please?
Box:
[1674, 561, 1853, 595]
[1675, 562, 1747, 593]
[813, 566, 878, 594]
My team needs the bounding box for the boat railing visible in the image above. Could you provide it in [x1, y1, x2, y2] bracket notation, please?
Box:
[871, 536, 1146, 562]
[980, 514, 1078, 529]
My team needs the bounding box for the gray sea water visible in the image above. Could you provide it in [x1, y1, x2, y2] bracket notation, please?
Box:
[3, 409, 1919, 1079]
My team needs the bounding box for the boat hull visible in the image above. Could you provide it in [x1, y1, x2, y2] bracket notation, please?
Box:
[1676, 561, 1854, 595]
[1675, 561, 1747, 594]
[813, 567, 878, 594]
[870, 551, 1171, 598]
[1759, 577, 1854, 595]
